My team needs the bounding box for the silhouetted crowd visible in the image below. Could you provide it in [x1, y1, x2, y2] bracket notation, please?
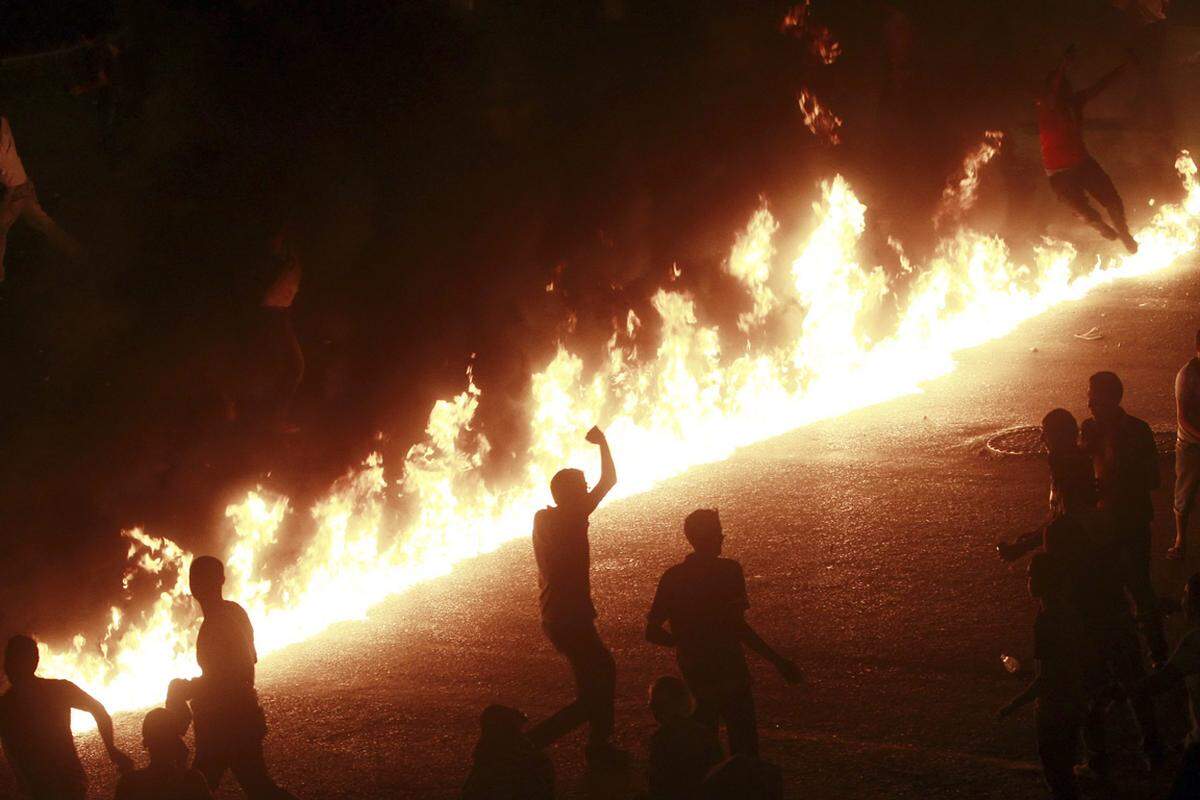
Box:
[473, 426, 803, 799]
[991, 333, 1200, 800]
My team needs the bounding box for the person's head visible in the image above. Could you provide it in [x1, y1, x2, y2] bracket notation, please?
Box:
[1041, 408, 1078, 454]
[549, 468, 588, 510]
[188, 556, 225, 605]
[684, 509, 723, 557]
[1185, 573, 1200, 626]
[478, 704, 527, 744]
[4, 635, 39, 684]
[142, 707, 189, 766]
[1027, 552, 1064, 606]
[648, 675, 692, 724]
[1087, 371, 1124, 421]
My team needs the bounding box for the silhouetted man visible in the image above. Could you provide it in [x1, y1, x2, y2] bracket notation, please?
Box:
[1038, 46, 1138, 253]
[526, 425, 626, 768]
[646, 509, 802, 757]
[1170, 329, 1200, 560]
[115, 707, 212, 800]
[461, 705, 553, 800]
[0, 635, 133, 799]
[646, 676, 722, 800]
[1137, 573, 1200, 799]
[1081, 371, 1167, 663]
[166, 556, 298, 799]
[0, 116, 82, 281]
[998, 408, 1099, 562]
[998, 553, 1087, 800]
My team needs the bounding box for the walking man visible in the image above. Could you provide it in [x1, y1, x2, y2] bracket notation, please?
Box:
[1170, 329, 1200, 560]
[166, 556, 298, 799]
[0, 635, 133, 799]
[1037, 45, 1138, 253]
[646, 509, 803, 757]
[526, 426, 627, 768]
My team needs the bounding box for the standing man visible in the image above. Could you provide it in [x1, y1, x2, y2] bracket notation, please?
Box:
[0, 635, 133, 799]
[1037, 46, 1138, 254]
[1081, 371, 1168, 664]
[646, 509, 803, 757]
[526, 426, 627, 769]
[1170, 328, 1200, 560]
[166, 557, 298, 799]
[0, 116, 81, 281]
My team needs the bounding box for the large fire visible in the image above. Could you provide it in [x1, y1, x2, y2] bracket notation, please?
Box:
[39, 153, 1200, 731]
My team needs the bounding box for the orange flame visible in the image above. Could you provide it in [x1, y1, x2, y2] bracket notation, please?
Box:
[933, 130, 1005, 230]
[798, 88, 842, 145]
[41, 152, 1200, 731]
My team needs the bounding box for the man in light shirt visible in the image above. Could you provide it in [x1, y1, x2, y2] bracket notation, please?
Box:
[1, 116, 81, 281]
[1169, 328, 1200, 560]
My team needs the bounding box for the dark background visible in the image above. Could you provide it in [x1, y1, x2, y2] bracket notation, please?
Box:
[0, 0, 1185, 645]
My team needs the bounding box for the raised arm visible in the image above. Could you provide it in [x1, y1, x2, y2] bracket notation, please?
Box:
[1078, 60, 1129, 104]
[584, 426, 616, 513]
[66, 683, 134, 774]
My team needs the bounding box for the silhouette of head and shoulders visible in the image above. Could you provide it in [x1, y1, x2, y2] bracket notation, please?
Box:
[462, 704, 553, 800]
[115, 708, 212, 800]
[647, 675, 722, 800]
[189, 556, 257, 689]
[0, 635, 89, 792]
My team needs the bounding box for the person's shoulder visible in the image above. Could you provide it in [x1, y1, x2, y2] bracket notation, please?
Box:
[1179, 627, 1200, 652]
[223, 599, 251, 619]
[1124, 413, 1153, 435]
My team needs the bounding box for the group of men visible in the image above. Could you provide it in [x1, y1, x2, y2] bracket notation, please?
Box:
[0, 557, 297, 799]
[463, 426, 804, 799]
[993, 333, 1200, 800]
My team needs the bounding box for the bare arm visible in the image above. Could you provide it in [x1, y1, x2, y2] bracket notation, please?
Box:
[739, 618, 803, 683]
[1078, 61, 1128, 104]
[66, 684, 133, 773]
[584, 426, 616, 513]
[997, 670, 1042, 719]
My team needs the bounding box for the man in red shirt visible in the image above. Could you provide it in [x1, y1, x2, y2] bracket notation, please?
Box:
[1038, 46, 1138, 254]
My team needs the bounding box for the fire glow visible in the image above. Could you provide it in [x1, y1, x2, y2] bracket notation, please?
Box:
[41, 153, 1200, 730]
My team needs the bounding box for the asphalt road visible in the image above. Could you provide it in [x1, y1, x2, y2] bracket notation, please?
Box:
[60, 256, 1200, 799]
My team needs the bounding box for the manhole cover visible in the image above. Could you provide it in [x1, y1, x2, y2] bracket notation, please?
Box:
[985, 425, 1176, 457]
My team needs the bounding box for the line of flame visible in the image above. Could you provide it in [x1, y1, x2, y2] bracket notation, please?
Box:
[39, 153, 1200, 731]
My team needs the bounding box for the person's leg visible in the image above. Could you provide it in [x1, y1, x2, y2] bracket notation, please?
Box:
[274, 311, 304, 426]
[1048, 170, 1117, 240]
[720, 684, 759, 758]
[1173, 441, 1200, 557]
[1036, 705, 1081, 800]
[684, 675, 721, 740]
[229, 744, 300, 800]
[1080, 159, 1136, 252]
[1110, 624, 1163, 759]
[17, 189, 83, 261]
[573, 623, 616, 746]
[1121, 521, 1169, 664]
[193, 748, 229, 794]
[526, 623, 592, 748]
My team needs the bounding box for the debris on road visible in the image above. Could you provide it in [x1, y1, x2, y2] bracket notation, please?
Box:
[1073, 326, 1103, 341]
